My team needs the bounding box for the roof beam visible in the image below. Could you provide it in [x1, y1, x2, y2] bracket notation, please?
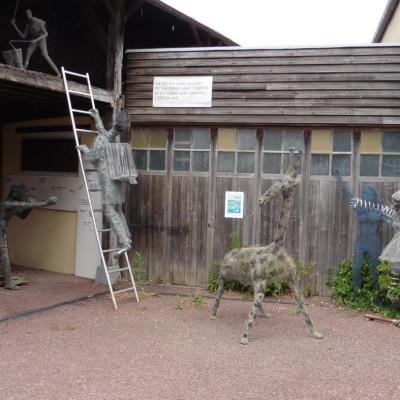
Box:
[124, 0, 146, 23]
[0, 64, 114, 104]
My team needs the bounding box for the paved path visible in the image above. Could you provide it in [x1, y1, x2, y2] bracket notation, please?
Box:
[1, 291, 399, 400]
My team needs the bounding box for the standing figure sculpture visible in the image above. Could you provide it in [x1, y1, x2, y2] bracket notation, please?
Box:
[10, 9, 60, 77]
[350, 190, 400, 303]
[0, 184, 57, 290]
[212, 150, 322, 344]
[78, 108, 137, 258]
[335, 172, 388, 290]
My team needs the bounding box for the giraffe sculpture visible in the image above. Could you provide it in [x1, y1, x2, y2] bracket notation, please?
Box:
[211, 149, 323, 344]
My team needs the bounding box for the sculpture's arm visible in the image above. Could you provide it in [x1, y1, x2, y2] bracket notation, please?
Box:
[10, 18, 28, 39]
[77, 144, 100, 163]
[89, 109, 107, 136]
[349, 196, 396, 225]
[334, 169, 353, 201]
[3, 197, 57, 211]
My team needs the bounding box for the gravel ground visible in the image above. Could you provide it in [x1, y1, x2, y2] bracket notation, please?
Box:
[1, 287, 400, 400]
[0, 266, 107, 319]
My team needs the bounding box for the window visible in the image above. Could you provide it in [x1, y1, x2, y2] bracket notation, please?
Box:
[173, 128, 211, 172]
[360, 130, 400, 177]
[263, 128, 303, 174]
[310, 129, 352, 176]
[132, 128, 167, 171]
[217, 128, 256, 173]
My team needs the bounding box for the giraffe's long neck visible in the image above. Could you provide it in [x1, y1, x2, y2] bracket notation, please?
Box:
[273, 191, 294, 251]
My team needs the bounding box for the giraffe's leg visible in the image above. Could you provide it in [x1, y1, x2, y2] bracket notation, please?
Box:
[240, 279, 265, 345]
[253, 280, 271, 318]
[211, 275, 225, 319]
[289, 278, 322, 339]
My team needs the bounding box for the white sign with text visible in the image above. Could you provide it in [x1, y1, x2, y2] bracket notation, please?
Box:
[153, 76, 213, 107]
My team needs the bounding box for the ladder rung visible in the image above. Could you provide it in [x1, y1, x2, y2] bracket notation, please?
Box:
[98, 228, 112, 232]
[108, 266, 130, 273]
[114, 287, 135, 295]
[64, 70, 88, 78]
[103, 248, 119, 253]
[72, 108, 91, 115]
[76, 128, 97, 134]
[68, 90, 91, 97]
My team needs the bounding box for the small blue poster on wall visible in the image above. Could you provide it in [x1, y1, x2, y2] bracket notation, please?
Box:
[225, 191, 244, 219]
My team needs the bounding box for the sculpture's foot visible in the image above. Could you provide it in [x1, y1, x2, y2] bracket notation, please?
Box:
[113, 243, 131, 259]
[311, 330, 323, 339]
[4, 282, 21, 290]
[209, 315, 217, 320]
[240, 336, 249, 345]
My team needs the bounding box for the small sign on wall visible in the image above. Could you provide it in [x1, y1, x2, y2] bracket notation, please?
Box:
[225, 191, 244, 219]
[153, 76, 213, 107]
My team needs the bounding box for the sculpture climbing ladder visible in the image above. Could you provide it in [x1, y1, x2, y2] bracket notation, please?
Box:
[61, 67, 139, 309]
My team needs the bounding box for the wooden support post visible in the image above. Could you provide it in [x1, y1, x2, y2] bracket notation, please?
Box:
[206, 128, 218, 278]
[299, 128, 312, 291]
[106, 0, 125, 117]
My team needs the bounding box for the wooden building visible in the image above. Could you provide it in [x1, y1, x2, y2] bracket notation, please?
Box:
[126, 45, 400, 294]
[0, 0, 234, 281]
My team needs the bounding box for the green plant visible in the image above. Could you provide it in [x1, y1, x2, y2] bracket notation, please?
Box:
[175, 294, 184, 310]
[228, 231, 242, 251]
[131, 251, 147, 283]
[207, 260, 221, 293]
[192, 292, 205, 309]
[328, 258, 400, 319]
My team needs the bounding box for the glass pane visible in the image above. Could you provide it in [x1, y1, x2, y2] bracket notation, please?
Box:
[132, 150, 147, 170]
[149, 150, 165, 170]
[382, 155, 400, 176]
[264, 128, 283, 151]
[284, 129, 304, 151]
[192, 151, 209, 172]
[311, 154, 329, 175]
[360, 155, 379, 177]
[149, 129, 167, 148]
[217, 152, 235, 173]
[174, 128, 191, 149]
[332, 154, 351, 176]
[263, 153, 281, 174]
[218, 128, 236, 150]
[383, 132, 400, 153]
[192, 128, 211, 149]
[333, 129, 352, 152]
[237, 129, 257, 150]
[173, 150, 190, 171]
[237, 152, 255, 173]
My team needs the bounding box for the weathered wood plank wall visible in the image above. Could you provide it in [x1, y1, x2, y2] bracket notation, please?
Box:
[125, 45, 400, 295]
[126, 45, 400, 127]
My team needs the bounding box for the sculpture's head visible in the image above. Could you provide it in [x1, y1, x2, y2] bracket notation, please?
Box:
[362, 186, 377, 202]
[25, 9, 33, 20]
[7, 184, 28, 202]
[287, 148, 302, 174]
[392, 190, 400, 212]
[113, 110, 131, 135]
[7, 184, 34, 219]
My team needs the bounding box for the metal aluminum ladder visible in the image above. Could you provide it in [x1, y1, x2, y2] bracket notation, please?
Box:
[61, 66, 139, 309]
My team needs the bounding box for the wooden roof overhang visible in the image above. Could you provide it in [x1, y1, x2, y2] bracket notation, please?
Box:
[126, 44, 400, 129]
[0, 64, 114, 124]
